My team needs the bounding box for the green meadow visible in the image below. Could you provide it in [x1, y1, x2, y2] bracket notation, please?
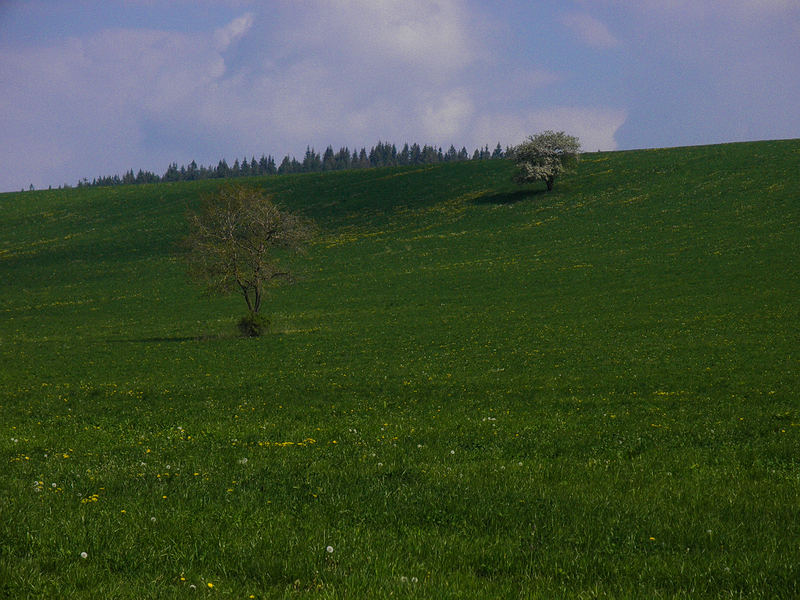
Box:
[1, 140, 799, 598]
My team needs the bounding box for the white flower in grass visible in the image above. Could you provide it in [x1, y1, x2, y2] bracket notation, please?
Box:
[165, 465, 170, 470]
[80, 552, 88, 559]
[450, 450, 455, 455]
[411, 577, 418, 583]
[326, 546, 334, 554]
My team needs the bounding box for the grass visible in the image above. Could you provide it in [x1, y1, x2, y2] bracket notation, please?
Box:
[1, 140, 799, 598]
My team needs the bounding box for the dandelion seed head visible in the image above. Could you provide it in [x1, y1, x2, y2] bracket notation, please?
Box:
[326, 545, 334, 553]
[411, 577, 418, 583]
[80, 552, 88, 559]
[450, 450, 455, 455]
[52, 483, 57, 488]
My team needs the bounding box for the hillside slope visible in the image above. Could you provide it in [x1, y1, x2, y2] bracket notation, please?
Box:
[1, 140, 799, 597]
[4, 140, 798, 398]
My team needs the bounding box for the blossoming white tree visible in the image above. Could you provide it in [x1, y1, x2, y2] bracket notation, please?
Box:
[511, 131, 581, 191]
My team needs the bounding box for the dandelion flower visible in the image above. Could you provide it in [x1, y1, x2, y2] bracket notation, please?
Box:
[326, 546, 334, 554]
[207, 583, 213, 588]
[80, 552, 88, 559]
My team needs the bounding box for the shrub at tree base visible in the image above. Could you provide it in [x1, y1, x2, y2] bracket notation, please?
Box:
[237, 312, 271, 338]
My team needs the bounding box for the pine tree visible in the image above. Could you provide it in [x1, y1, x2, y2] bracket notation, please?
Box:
[302, 147, 322, 172]
[278, 156, 294, 175]
[334, 147, 351, 170]
[322, 146, 336, 171]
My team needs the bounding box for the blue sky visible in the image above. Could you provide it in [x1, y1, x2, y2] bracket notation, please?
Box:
[1, 0, 798, 192]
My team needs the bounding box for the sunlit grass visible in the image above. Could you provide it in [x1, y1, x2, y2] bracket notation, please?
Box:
[1, 140, 799, 597]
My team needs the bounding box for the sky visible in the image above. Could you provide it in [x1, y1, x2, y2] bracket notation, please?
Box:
[1, 0, 798, 192]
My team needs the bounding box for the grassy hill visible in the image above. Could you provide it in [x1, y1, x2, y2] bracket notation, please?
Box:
[1, 140, 799, 598]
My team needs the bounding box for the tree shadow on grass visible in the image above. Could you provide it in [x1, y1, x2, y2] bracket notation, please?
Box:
[472, 188, 547, 206]
[107, 334, 232, 343]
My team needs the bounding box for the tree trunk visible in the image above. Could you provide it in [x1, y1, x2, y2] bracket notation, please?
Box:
[253, 285, 261, 313]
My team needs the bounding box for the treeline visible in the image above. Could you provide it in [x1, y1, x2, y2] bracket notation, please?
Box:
[73, 141, 507, 188]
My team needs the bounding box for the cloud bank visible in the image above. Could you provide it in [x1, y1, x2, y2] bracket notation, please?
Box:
[1, 0, 798, 191]
[0, 1, 625, 190]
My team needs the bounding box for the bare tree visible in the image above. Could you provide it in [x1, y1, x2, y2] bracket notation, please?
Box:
[182, 185, 314, 333]
[511, 131, 581, 191]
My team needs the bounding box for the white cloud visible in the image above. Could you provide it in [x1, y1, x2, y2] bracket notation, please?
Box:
[474, 107, 628, 152]
[0, 2, 635, 190]
[422, 89, 475, 141]
[0, 23, 229, 188]
[214, 12, 254, 52]
[562, 12, 620, 50]
[281, 0, 481, 78]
